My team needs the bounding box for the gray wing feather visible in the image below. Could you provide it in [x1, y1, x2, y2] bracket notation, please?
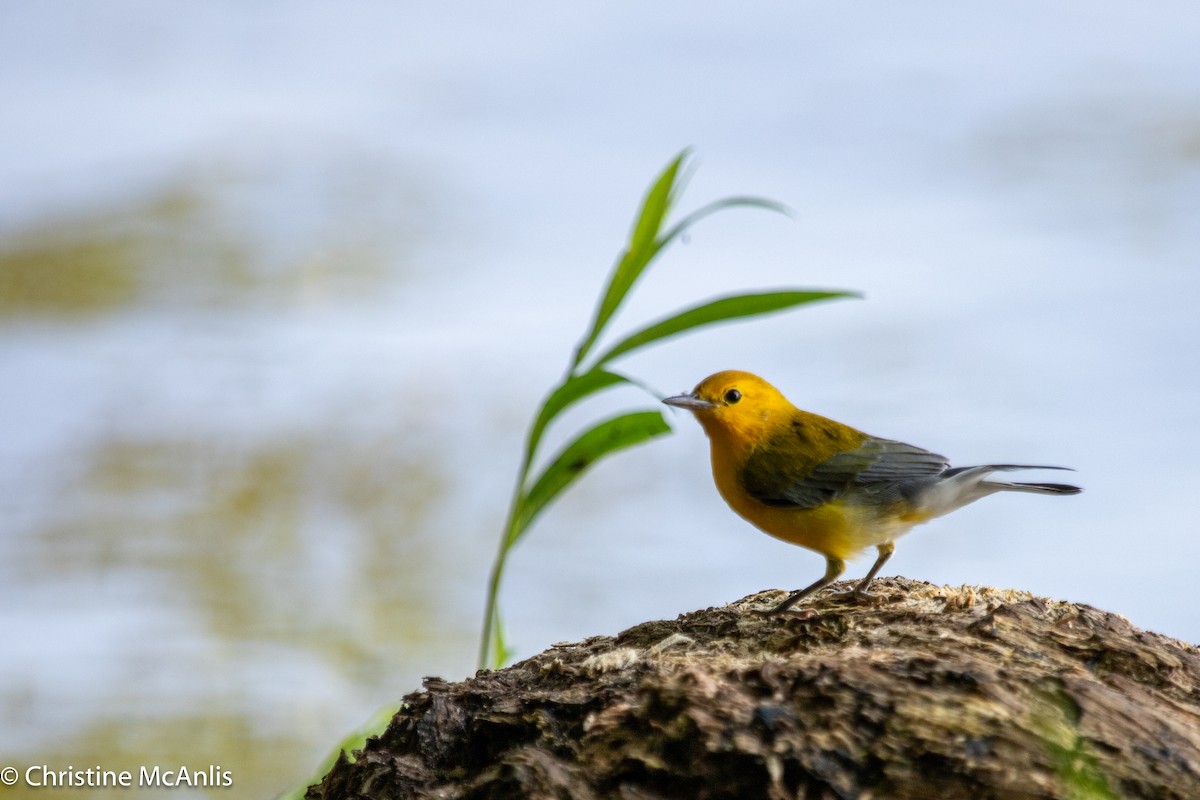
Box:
[743, 436, 948, 509]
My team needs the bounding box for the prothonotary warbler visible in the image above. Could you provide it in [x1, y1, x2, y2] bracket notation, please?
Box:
[663, 370, 1081, 613]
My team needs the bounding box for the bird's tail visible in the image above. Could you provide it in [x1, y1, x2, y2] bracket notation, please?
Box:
[947, 464, 1083, 496]
[995, 481, 1082, 495]
[913, 465, 1081, 520]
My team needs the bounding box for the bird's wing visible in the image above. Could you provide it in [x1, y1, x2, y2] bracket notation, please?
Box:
[742, 436, 949, 509]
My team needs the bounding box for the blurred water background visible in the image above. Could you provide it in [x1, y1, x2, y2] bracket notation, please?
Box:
[2, 2, 1199, 797]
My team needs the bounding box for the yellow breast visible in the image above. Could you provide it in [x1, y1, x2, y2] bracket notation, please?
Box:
[708, 448, 857, 559]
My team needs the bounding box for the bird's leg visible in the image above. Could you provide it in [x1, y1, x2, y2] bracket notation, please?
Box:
[839, 541, 895, 602]
[766, 557, 845, 614]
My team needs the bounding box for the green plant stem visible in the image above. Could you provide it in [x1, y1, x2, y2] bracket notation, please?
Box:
[479, 472, 526, 669]
[478, 546, 506, 669]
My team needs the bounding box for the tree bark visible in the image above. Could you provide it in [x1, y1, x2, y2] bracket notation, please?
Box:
[307, 578, 1200, 799]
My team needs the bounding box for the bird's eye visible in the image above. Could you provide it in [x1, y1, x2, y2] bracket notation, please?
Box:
[724, 389, 741, 404]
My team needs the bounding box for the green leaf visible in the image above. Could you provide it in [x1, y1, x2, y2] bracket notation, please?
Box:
[658, 196, 792, 251]
[573, 151, 691, 369]
[481, 371, 635, 673]
[630, 149, 689, 255]
[276, 701, 400, 800]
[510, 410, 671, 547]
[523, 369, 632, 478]
[592, 289, 860, 367]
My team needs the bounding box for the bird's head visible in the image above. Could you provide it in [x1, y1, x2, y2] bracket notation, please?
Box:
[663, 370, 792, 446]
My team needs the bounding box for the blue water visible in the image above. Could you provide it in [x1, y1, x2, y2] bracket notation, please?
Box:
[2, 2, 1198, 795]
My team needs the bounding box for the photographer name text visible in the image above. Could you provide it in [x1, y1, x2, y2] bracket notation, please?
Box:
[2, 764, 233, 789]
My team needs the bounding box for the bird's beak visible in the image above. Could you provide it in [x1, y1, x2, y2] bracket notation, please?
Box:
[663, 393, 716, 411]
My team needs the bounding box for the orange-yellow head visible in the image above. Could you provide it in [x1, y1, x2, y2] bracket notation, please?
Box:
[662, 370, 799, 456]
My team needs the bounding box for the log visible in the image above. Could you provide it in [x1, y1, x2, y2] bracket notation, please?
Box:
[307, 578, 1200, 799]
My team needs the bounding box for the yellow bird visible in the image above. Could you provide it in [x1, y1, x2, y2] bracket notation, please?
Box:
[663, 370, 1081, 613]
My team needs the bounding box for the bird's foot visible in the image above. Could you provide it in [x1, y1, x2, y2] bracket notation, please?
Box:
[744, 591, 813, 617]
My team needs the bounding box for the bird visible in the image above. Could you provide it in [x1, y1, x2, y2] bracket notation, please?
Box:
[663, 370, 1081, 613]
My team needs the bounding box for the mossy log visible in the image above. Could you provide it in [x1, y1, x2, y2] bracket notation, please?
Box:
[308, 578, 1200, 799]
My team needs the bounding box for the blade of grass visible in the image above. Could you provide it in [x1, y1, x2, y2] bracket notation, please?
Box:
[522, 368, 632, 480]
[658, 196, 792, 250]
[591, 289, 860, 368]
[573, 192, 790, 372]
[480, 407, 671, 668]
[481, 369, 637, 672]
[572, 151, 690, 369]
[629, 150, 689, 255]
[510, 410, 671, 547]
